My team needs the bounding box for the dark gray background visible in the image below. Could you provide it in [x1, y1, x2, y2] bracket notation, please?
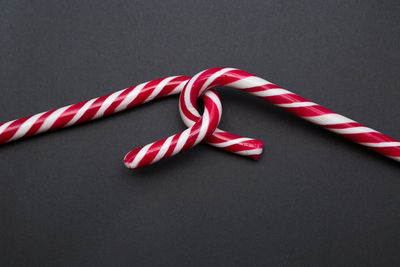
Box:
[1, 0, 399, 266]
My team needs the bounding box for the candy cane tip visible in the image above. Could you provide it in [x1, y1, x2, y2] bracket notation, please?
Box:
[123, 150, 139, 169]
[251, 142, 264, 160]
[239, 140, 264, 160]
[123, 156, 134, 169]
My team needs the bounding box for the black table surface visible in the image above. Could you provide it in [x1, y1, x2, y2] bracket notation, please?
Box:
[1, 0, 399, 266]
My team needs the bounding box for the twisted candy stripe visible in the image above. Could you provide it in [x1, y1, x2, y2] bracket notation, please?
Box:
[127, 67, 400, 169]
[124, 89, 222, 169]
[0, 75, 262, 159]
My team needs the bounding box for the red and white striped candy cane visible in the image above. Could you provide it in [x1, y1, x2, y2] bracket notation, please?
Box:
[0, 75, 262, 159]
[127, 67, 400, 169]
[124, 89, 222, 169]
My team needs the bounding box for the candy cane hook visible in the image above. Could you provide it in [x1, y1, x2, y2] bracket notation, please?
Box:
[0, 75, 262, 160]
[128, 67, 400, 169]
[124, 89, 223, 169]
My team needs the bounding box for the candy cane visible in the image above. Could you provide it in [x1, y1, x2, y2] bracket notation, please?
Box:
[0, 76, 262, 159]
[127, 67, 400, 169]
[124, 89, 223, 169]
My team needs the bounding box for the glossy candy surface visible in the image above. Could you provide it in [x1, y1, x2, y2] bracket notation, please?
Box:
[129, 67, 400, 168]
[0, 74, 262, 163]
[1, 68, 399, 169]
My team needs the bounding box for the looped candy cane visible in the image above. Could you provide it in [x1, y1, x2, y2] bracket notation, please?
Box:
[0, 75, 262, 160]
[124, 89, 223, 169]
[128, 67, 400, 169]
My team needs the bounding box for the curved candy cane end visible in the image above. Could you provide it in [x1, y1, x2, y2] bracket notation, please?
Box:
[241, 139, 264, 160]
[249, 141, 264, 160]
[123, 150, 139, 169]
[123, 146, 149, 170]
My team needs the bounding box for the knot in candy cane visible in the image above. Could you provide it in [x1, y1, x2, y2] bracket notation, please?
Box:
[127, 67, 400, 169]
[1, 67, 399, 169]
